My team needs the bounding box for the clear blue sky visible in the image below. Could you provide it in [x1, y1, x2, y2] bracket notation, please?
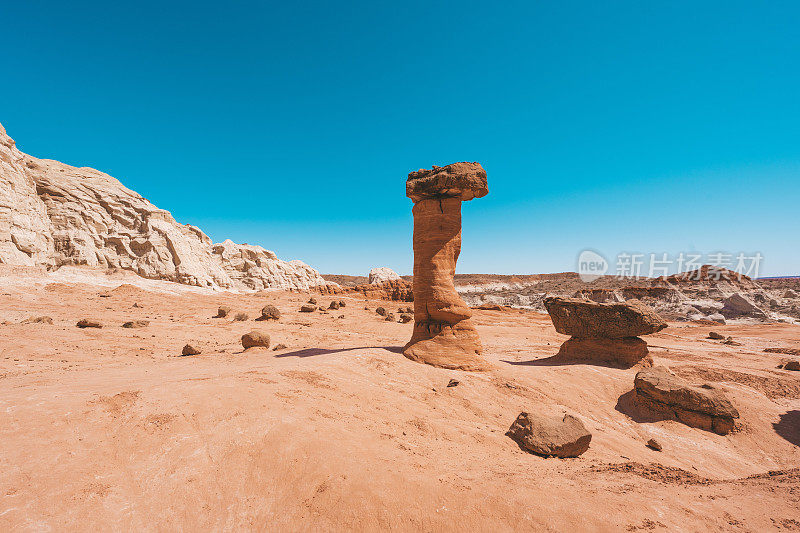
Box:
[3, 1, 799, 276]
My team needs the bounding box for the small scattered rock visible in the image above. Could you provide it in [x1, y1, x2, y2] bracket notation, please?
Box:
[308, 297, 317, 305]
[214, 306, 231, 318]
[784, 360, 800, 371]
[233, 312, 249, 321]
[21, 316, 53, 325]
[328, 301, 340, 310]
[447, 379, 459, 387]
[384, 313, 395, 321]
[256, 304, 281, 321]
[338, 300, 347, 307]
[398, 313, 413, 323]
[506, 412, 592, 458]
[723, 337, 742, 346]
[300, 304, 317, 312]
[764, 347, 800, 355]
[784, 289, 798, 299]
[241, 331, 271, 349]
[122, 320, 149, 328]
[76, 319, 102, 329]
[707, 313, 726, 324]
[646, 438, 662, 451]
[181, 344, 201, 356]
[708, 331, 724, 340]
[338, 314, 345, 319]
[376, 307, 387, 316]
[273, 343, 287, 351]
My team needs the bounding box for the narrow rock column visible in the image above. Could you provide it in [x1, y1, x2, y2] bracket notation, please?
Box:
[403, 162, 489, 371]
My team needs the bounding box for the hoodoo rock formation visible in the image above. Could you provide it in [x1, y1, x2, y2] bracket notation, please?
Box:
[403, 162, 489, 370]
[544, 297, 667, 367]
[0, 123, 335, 292]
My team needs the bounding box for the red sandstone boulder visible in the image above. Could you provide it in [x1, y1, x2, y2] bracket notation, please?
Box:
[241, 331, 270, 350]
[507, 412, 592, 458]
[633, 366, 739, 435]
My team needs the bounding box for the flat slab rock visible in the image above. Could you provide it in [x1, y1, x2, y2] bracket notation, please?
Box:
[507, 412, 592, 458]
[634, 366, 739, 435]
[544, 297, 667, 338]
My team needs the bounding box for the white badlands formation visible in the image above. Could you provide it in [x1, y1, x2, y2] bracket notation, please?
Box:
[0, 123, 334, 292]
[368, 266, 402, 285]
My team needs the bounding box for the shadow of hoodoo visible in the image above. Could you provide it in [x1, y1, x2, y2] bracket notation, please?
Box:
[773, 410, 800, 447]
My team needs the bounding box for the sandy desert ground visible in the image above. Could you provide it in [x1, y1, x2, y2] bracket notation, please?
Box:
[1, 273, 799, 531]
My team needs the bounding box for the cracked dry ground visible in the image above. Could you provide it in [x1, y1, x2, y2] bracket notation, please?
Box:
[1, 281, 798, 531]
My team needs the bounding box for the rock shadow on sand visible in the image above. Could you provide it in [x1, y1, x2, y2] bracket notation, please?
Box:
[774, 410, 800, 447]
[275, 346, 403, 358]
[502, 351, 646, 370]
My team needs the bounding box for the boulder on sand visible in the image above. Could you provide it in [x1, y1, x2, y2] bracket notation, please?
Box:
[507, 412, 592, 458]
[256, 304, 281, 321]
[300, 304, 316, 313]
[76, 319, 102, 329]
[181, 344, 201, 356]
[241, 331, 271, 349]
[633, 366, 739, 435]
[214, 306, 231, 318]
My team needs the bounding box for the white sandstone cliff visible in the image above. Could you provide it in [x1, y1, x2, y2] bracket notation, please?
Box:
[0, 123, 335, 292]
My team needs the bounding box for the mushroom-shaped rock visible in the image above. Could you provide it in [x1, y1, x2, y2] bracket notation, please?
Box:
[241, 331, 271, 349]
[507, 412, 592, 458]
[633, 366, 739, 435]
[403, 162, 489, 371]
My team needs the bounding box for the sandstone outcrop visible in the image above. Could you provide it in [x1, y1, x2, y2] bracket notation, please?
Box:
[544, 297, 666, 367]
[556, 337, 651, 367]
[0, 123, 336, 292]
[403, 163, 489, 371]
[633, 366, 739, 434]
[506, 412, 592, 458]
[369, 267, 401, 285]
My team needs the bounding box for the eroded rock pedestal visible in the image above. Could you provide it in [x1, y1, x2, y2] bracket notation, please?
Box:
[403, 163, 488, 370]
[544, 297, 667, 368]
